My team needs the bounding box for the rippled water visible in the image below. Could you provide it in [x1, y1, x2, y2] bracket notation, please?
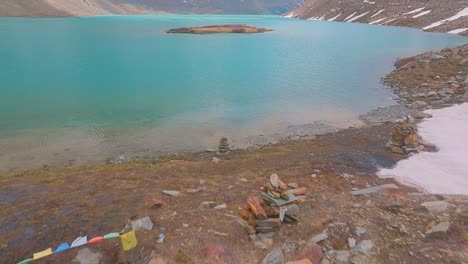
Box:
[0, 15, 466, 171]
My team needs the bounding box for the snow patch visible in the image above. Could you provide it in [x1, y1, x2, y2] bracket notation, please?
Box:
[364, 0, 375, 4]
[403, 7, 425, 15]
[448, 27, 468, 34]
[412, 10, 431, 18]
[381, 18, 397, 25]
[327, 13, 341, 21]
[369, 18, 386, 25]
[424, 7, 468, 30]
[371, 9, 385, 18]
[344, 12, 357, 21]
[347, 12, 370, 22]
[378, 103, 468, 195]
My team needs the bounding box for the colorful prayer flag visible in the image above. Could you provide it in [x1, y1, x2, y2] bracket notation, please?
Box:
[53, 242, 70, 254]
[103, 232, 120, 240]
[71, 235, 88, 248]
[88, 236, 103, 244]
[32, 248, 52, 260]
[120, 229, 137, 251]
[16, 258, 32, 264]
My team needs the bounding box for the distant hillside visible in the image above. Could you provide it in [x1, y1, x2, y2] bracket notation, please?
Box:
[285, 0, 468, 35]
[0, 0, 304, 17]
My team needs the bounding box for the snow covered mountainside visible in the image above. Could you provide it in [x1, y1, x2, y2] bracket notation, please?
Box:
[285, 0, 468, 35]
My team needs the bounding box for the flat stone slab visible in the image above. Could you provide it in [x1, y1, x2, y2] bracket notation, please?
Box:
[309, 233, 328, 244]
[421, 201, 451, 212]
[426, 222, 451, 238]
[351, 184, 399, 195]
[162, 190, 180, 197]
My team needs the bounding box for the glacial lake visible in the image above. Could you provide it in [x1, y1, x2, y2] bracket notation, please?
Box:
[0, 15, 466, 171]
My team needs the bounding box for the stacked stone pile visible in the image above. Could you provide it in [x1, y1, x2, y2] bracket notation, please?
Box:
[386, 116, 425, 154]
[217, 137, 230, 155]
[239, 174, 306, 234]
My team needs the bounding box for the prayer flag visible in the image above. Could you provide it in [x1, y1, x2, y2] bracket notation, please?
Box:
[120, 229, 137, 251]
[88, 236, 103, 244]
[71, 235, 88, 248]
[33, 248, 52, 260]
[53, 242, 70, 254]
[103, 232, 120, 240]
[16, 258, 32, 264]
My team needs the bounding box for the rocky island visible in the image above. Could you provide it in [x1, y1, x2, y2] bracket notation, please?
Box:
[166, 24, 274, 34]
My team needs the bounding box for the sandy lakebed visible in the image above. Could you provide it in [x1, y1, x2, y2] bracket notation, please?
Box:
[1, 44, 468, 263]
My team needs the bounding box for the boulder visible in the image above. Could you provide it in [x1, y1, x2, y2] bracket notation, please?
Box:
[425, 222, 451, 238]
[297, 243, 323, 264]
[309, 233, 328, 244]
[261, 248, 284, 264]
[459, 58, 468, 66]
[421, 201, 451, 213]
[351, 184, 399, 196]
[356, 240, 374, 255]
[412, 101, 428, 108]
[394, 57, 416, 69]
[430, 54, 445, 60]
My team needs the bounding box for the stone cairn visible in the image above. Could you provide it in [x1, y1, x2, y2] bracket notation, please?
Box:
[217, 137, 230, 155]
[238, 174, 306, 235]
[386, 116, 425, 154]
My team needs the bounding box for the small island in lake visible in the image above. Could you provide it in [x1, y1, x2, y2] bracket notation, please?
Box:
[166, 24, 274, 34]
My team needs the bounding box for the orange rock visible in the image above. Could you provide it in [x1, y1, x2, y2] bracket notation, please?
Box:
[295, 195, 307, 203]
[286, 259, 313, 264]
[404, 134, 419, 147]
[289, 188, 306, 195]
[240, 208, 250, 220]
[247, 197, 268, 220]
[265, 206, 280, 218]
[278, 180, 288, 191]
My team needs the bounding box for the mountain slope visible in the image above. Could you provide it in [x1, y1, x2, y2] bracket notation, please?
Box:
[0, 0, 304, 17]
[0, 0, 69, 17]
[285, 0, 468, 35]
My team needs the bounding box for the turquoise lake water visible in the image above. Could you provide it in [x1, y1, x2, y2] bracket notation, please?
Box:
[0, 15, 466, 171]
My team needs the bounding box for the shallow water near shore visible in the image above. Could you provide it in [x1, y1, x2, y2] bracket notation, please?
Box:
[0, 15, 466, 171]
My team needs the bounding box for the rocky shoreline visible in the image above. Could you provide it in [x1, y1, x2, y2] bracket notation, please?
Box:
[1, 45, 468, 263]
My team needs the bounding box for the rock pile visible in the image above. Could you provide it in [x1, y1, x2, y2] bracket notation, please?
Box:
[386, 45, 468, 111]
[217, 137, 230, 155]
[239, 174, 306, 234]
[386, 116, 425, 154]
